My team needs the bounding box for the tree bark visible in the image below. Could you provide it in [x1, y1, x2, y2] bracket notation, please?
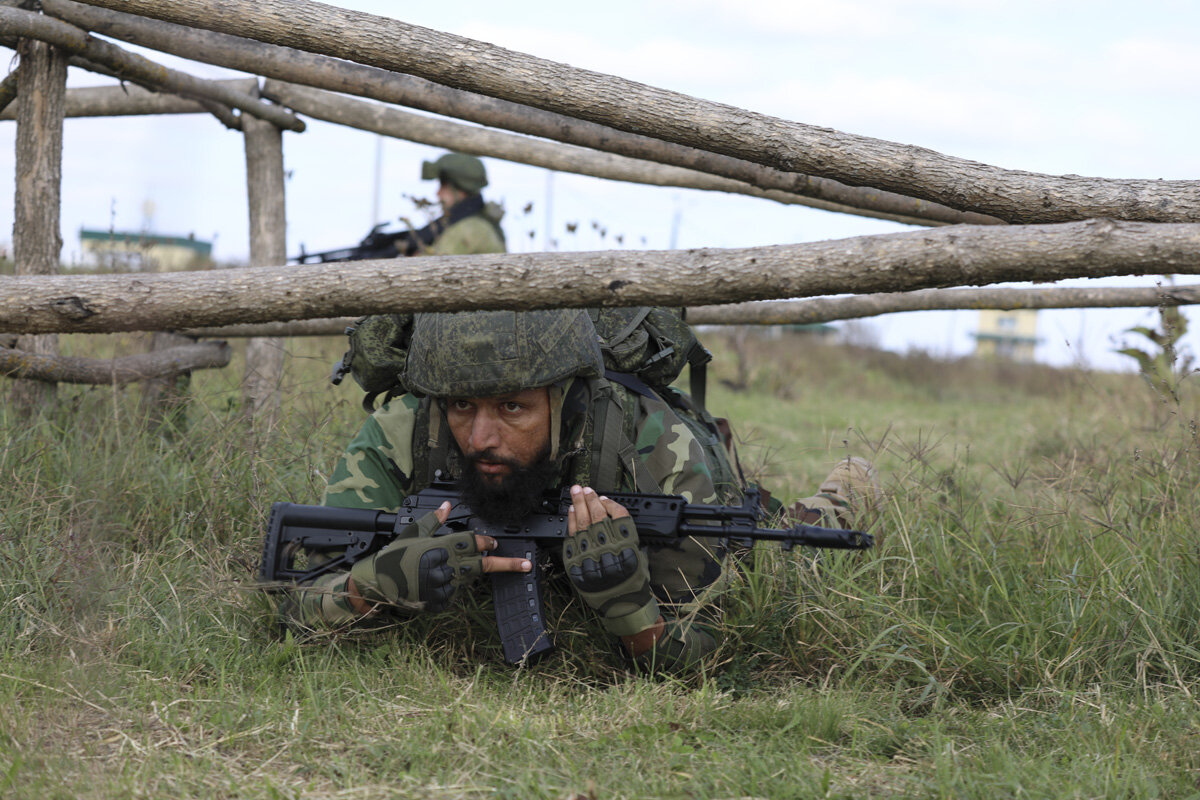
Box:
[240, 113, 287, 428]
[3, 219, 1200, 334]
[261, 81, 950, 227]
[0, 79, 256, 118]
[10, 36, 66, 411]
[1, 340, 230, 383]
[40, 0, 999, 228]
[0, 6, 304, 131]
[69, 0, 1200, 224]
[688, 285, 1200, 326]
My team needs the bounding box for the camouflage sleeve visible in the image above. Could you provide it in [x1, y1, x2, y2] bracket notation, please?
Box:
[632, 393, 727, 625]
[321, 394, 420, 511]
[633, 393, 720, 504]
[280, 395, 421, 629]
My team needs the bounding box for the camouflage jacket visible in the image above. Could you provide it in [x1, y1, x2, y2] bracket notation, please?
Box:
[423, 211, 505, 256]
[291, 382, 723, 628]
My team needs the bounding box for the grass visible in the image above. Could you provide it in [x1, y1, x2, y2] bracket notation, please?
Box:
[2, 329, 1200, 798]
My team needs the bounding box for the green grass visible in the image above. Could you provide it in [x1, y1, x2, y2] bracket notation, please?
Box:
[2, 329, 1200, 798]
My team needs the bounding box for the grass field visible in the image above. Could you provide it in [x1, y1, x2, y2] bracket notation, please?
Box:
[2, 328, 1199, 799]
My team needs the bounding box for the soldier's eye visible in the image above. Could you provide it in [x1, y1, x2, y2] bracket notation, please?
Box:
[502, 401, 523, 413]
[450, 399, 472, 412]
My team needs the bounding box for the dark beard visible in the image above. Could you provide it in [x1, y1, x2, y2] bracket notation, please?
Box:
[460, 444, 557, 525]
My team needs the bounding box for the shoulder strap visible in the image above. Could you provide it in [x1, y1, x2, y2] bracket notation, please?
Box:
[576, 378, 662, 494]
[411, 396, 457, 489]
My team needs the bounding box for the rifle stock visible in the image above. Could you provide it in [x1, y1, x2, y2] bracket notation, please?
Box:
[260, 481, 873, 664]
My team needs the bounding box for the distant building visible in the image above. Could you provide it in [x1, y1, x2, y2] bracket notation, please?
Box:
[79, 228, 213, 272]
[972, 309, 1040, 362]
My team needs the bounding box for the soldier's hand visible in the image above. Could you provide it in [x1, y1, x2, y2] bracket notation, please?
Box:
[566, 484, 630, 534]
[349, 501, 528, 613]
[562, 486, 659, 637]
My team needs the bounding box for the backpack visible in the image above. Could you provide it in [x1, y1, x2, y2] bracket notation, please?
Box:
[332, 308, 746, 499]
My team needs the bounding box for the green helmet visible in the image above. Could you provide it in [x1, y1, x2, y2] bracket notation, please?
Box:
[420, 152, 488, 194]
[406, 309, 603, 398]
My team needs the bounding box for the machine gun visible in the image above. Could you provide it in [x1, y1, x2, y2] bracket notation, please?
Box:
[260, 481, 874, 665]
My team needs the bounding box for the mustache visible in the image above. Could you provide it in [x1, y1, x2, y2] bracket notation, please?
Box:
[465, 449, 524, 469]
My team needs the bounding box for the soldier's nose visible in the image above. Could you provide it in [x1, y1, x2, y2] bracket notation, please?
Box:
[469, 415, 502, 452]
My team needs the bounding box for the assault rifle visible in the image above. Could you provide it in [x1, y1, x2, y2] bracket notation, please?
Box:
[291, 195, 494, 264]
[292, 223, 418, 264]
[260, 481, 874, 665]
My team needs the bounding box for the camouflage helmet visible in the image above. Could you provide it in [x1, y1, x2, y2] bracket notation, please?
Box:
[420, 152, 488, 194]
[405, 309, 604, 398]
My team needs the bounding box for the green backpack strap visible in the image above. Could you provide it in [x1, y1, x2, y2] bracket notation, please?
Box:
[589, 380, 662, 494]
[411, 396, 457, 488]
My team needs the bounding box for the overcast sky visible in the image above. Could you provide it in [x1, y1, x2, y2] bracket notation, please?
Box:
[1, 0, 1197, 370]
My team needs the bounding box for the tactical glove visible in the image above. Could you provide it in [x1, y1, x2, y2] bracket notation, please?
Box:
[349, 510, 482, 613]
[562, 516, 659, 637]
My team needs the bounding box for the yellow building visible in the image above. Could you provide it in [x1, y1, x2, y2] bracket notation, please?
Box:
[972, 309, 1040, 362]
[79, 228, 213, 272]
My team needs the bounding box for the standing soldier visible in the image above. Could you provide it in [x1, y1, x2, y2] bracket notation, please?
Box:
[416, 152, 506, 256]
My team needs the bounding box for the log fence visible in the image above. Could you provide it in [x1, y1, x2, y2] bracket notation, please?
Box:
[1, 2, 1198, 423]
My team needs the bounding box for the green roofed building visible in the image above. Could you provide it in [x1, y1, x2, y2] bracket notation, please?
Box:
[79, 228, 213, 272]
[972, 309, 1041, 363]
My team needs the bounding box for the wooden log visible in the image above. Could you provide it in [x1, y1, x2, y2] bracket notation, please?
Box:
[45, 52, 243, 128]
[241, 113, 287, 426]
[0, 64, 17, 113]
[1, 340, 231, 383]
[72, 0, 1200, 225]
[0, 79, 256, 118]
[180, 284, 1200, 337]
[688, 285, 1200, 326]
[40, 0, 997, 228]
[2, 219, 1200, 335]
[10, 36, 66, 410]
[0, 5, 305, 131]
[138, 330, 196, 426]
[261, 80, 944, 226]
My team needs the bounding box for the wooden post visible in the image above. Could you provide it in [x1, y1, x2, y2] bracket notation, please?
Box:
[241, 112, 287, 429]
[10, 36, 66, 413]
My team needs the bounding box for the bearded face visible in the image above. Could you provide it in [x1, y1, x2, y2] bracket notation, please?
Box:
[460, 442, 557, 524]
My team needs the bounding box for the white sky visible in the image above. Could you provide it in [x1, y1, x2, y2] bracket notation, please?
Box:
[1, 0, 1198, 370]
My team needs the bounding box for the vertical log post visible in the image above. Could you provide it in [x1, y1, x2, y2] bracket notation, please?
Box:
[241, 111, 287, 429]
[140, 329, 197, 431]
[10, 37, 66, 414]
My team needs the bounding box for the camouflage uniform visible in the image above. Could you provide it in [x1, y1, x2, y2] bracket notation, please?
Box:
[292, 385, 726, 631]
[423, 206, 506, 256]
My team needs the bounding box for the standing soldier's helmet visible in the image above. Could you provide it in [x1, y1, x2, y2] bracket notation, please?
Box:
[405, 309, 603, 399]
[420, 152, 489, 194]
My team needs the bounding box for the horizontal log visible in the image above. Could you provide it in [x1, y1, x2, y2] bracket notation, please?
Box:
[0, 340, 231, 383]
[180, 284, 1200, 338]
[0, 78, 255, 118]
[0, 6, 304, 131]
[75, 0, 1200, 224]
[261, 80, 941, 225]
[2, 219, 1200, 334]
[185, 317, 356, 338]
[42, 0, 997, 228]
[689, 285, 1200, 326]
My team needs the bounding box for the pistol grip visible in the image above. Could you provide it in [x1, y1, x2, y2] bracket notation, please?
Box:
[489, 538, 554, 665]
